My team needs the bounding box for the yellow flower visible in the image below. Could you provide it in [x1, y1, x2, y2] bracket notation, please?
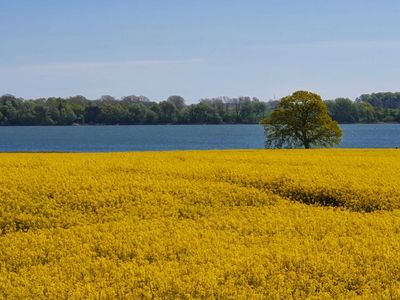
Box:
[0, 149, 399, 298]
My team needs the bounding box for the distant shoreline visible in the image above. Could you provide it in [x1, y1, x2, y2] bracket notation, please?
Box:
[0, 122, 399, 127]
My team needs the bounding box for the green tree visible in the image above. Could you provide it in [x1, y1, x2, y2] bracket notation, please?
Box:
[126, 104, 146, 124]
[199, 98, 228, 121]
[159, 101, 178, 123]
[166, 95, 185, 111]
[326, 98, 358, 123]
[261, 91, 342, 149]
[84, 106, 101, 124]
[238, 101, 251, 123]
[0, 94, 21, 124]
[98, 104, 127, 124]
[355, 102, 376, 123]
[253, 99, 268, 120]
[188, 103, 222, 123]
[59, 102, 77, 124]
[18, 102, 37, 125]
[144, 108, 158, 124]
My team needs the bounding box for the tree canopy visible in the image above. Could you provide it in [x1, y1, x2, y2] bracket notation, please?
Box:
[261, 91, 342, 149]
[0, 94, 271, 126]
[1, 91, 400, 126]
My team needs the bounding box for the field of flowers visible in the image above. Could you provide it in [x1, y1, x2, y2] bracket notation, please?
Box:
[0, 149, 400, 298]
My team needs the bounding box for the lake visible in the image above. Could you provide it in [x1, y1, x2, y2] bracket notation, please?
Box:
[0, 124, 399, 152]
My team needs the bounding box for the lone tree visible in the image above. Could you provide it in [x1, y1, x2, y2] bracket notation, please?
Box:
[261, 91, 342, 148]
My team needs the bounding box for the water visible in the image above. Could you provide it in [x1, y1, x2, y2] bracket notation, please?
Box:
[0, 124, 399, 152]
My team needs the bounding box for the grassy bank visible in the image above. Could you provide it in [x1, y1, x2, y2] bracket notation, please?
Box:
[0, 150, 399, 298]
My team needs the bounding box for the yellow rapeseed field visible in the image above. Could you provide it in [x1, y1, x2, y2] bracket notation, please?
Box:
[0, 149, 400, 299]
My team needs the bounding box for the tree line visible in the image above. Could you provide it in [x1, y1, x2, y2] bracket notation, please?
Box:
[1, 92, 400, 125]
[0, 94, 270, 126]
[325, 92, 400, 123]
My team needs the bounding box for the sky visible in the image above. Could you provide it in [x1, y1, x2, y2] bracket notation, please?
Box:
[1, 0, 400, 103]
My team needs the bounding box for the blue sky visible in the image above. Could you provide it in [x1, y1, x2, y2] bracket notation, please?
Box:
[1, 0, 400, 103]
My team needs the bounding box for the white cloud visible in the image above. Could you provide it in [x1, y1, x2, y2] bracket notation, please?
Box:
[1, 58, 206, 73]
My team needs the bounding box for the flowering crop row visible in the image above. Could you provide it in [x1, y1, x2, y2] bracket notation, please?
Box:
[0, 149, 399, 298]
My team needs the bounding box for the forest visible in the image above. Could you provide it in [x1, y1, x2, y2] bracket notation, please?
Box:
[0, 92, 399, 125]
[325, 92, 400, 123]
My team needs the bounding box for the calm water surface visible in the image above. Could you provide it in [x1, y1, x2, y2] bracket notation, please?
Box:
[0, 124, 399, 152]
